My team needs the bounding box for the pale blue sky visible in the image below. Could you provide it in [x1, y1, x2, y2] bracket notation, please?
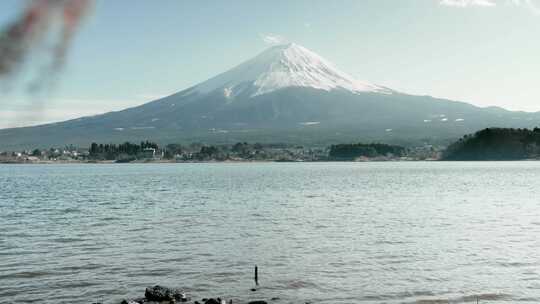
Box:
[1, 0, 540, 128]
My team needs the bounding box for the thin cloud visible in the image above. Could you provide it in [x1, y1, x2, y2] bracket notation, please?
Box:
[510, 0, 540, 14]
[0, 96, 150, 129]
[260, 34, 286, 45]
[439, 0, 496, 7]
[0, 108, 103, 128]
[439, 0, 540, 13]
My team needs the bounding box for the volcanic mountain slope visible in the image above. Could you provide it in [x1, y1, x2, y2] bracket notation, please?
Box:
[1, 43, 540, 149]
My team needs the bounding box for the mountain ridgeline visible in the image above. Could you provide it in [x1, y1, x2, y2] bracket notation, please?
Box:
[1, 43, 540, 150]
[443, 127, 540, 160]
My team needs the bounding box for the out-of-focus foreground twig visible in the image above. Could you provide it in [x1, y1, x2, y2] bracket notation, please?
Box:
[0, 0, 92, 86]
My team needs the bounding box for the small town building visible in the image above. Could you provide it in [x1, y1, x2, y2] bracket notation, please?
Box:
[142, 148, 156, 159]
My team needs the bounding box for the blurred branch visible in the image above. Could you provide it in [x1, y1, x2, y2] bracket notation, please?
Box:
[0, 0, 92, 88]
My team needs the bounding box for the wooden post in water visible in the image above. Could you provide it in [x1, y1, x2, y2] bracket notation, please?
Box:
[254, 265, 259, 286]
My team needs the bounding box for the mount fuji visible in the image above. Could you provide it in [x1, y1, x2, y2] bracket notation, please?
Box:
[1, 43, 540, 149]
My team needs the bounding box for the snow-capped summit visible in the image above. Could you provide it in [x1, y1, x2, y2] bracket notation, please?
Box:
[195, 42, 390, 98]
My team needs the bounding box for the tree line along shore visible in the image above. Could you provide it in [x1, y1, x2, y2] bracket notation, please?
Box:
[2, 127, 540, 163]
[0, 140, 439, 163]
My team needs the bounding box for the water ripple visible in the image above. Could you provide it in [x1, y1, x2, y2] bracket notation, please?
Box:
[1, 162, 540, 303]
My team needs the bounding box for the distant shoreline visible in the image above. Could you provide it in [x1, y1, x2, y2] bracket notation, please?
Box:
[0, 159, 436, 165]
[5, 159, 540, 165]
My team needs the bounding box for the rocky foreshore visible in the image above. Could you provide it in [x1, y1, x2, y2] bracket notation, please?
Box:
[96, 285, 279, 304]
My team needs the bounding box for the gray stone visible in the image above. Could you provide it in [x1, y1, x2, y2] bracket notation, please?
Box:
[145, 285, 183, 302]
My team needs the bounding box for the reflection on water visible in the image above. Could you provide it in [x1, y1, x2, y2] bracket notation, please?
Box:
[1, 162, 540, 304]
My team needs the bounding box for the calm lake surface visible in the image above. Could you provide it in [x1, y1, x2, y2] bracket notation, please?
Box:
[1, 162, 540, 304]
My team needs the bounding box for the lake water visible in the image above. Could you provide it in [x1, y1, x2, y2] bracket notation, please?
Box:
[1, 162, 540, 304]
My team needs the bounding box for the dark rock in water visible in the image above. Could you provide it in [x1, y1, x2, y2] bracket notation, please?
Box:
[120, 300, 143, 304]
[248, 301, 268, 304]
[145, 285, 183, 301]
[179, 293, 188, 302]
[204, 298, 220, 304]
